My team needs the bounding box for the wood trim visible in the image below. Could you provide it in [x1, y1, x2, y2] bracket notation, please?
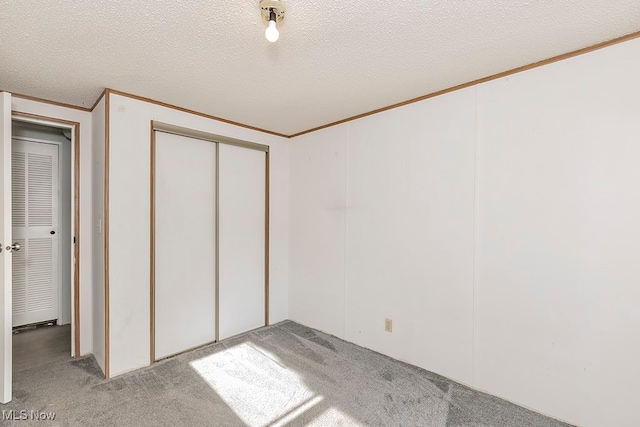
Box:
[10, 112, 82, 358]
[149, 122, 156, 363]
[7, 92, 90, 112]
[265, 151, 270, 326]
[288, 30, 640, 138]
[7, 29, 640, 140]
[10, 112, 80, 128]
[110, 89, 288, 138]
[90, 89, 108, 112]
[73, 123, 80, 358]
[104, 90, 110, 379]
[215, 142, 220, 342]
[152, 121, 270, 152]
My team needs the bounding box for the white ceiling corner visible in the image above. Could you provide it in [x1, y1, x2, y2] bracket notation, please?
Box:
[0, 1, 639, 135]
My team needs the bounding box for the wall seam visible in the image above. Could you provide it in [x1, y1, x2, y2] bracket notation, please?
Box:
[343, 124, 350, 339]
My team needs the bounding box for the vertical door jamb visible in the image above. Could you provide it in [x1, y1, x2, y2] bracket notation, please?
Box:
[265, 150, 270, 326]
[0, 92, 12, 404]
[149, 122, 156, 364]
[215, 142, 220, 342]
[10, 111, 81, 359]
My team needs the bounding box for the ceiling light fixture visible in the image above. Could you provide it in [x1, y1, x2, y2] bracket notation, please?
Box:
[260, 0, 286, 43]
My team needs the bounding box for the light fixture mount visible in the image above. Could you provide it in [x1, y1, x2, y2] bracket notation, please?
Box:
[259, 0, 286, 23]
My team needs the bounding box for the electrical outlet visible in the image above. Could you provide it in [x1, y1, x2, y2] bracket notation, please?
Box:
[385, 318, 393, 333]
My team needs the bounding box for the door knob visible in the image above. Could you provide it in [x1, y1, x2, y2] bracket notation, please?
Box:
[6, 242, 20, 252]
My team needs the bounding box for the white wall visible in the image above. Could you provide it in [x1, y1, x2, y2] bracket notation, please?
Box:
[91, 97, 106, 372]
[289, 37, 640, 426]
[11, 97, 93, 357]
[474, 38, 640, 426]
[290, 88, 476, 384]
[346, 91, 476, 384]
[107, 92, 289, 376]
[289, 125, 349, 337]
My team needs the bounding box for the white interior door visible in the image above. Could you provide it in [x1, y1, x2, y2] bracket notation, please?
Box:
[218, 144, 266, 340]
[11, 139, 59, 327]
[154, 132, 216, 360]
[1, 92, 13, 403]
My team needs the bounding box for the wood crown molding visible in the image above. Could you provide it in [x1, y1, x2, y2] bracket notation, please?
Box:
[6, 29, 640, 138]
[107, 89, 288, 138]
[90, 89, 108, 111]
[289, 29, 640, 138]
[5, 91, 92, 112]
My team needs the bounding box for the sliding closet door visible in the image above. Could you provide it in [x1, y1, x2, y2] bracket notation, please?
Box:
[154, 132, 216, 360]
[218, 144, 266, 340]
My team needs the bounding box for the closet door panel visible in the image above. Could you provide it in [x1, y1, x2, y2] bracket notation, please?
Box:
[218, 144, 266, 339]
[154, 132, 216, 360]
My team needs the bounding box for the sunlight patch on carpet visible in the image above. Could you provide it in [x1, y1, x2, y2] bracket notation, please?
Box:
[190, 342, 324, 426]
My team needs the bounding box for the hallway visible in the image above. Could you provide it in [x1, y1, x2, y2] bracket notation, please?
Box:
[13, 324, 71, 373]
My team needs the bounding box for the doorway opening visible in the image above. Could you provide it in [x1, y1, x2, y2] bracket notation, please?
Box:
[10, 117, 78, 370]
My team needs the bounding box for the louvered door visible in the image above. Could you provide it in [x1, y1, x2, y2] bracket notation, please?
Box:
[11, 139, 59, 327]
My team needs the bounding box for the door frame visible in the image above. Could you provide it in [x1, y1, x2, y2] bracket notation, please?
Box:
[11, 112, 80, 358]
[149, 121, 270, 363]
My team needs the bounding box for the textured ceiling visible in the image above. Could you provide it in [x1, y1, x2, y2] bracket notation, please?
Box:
[1, 1, 639, 135]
